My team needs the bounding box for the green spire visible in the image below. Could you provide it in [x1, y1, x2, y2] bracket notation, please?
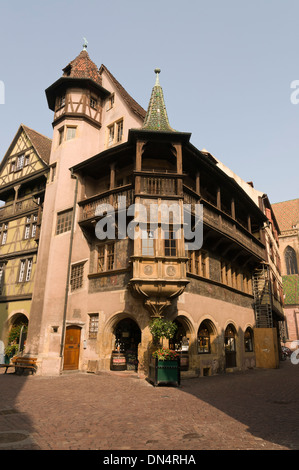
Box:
[142, 69, 175, 132]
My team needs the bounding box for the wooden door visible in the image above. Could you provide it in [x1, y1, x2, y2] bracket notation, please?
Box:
[63, 326, 81, 370]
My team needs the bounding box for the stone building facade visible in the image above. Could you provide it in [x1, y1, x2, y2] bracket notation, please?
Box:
[0, 47, 284, 376]
[272, 199, 299, 349]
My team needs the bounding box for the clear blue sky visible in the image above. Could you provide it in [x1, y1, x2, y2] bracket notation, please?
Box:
[0, 0, 298, 204]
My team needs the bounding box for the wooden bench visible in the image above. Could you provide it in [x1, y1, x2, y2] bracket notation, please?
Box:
[0, 356, 37, 375]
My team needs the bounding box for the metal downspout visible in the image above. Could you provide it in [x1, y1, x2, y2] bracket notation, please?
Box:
[59, 170, 79, 363]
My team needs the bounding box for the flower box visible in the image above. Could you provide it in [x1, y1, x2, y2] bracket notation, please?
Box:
[148, 356, 180, 387]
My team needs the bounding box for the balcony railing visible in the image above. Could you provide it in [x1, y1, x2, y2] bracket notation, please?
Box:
[140, 176, 177, 196]
[183, 186, 265, 260]
[0, 197, 38, 219]
[80, 186, 134, 221]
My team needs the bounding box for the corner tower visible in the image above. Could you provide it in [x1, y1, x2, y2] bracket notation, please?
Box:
[45, 45, 110, 164]
[25, 46, 110, 374]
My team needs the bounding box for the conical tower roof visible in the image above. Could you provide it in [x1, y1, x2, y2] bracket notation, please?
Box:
[62, 49, 102, 86]
[45, 44, 110, 111]
[142, 69, 175, 132]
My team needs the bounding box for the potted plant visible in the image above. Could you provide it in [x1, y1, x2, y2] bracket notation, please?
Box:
[148, 318, 180, 386]
[4, 323, 27, 364]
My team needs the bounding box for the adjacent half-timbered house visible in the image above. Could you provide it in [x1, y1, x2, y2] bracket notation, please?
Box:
[0, 124, 51, 351]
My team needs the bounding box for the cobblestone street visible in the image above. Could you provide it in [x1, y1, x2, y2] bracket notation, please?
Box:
[0, 360, 298, 451]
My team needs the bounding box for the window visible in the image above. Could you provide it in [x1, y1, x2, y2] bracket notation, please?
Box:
[107, 244, 115, 270]
[107, 94, 115, 110]
[18, 258, 33, 282]
[50, 163, 57, 182]
[89, 314, 99, 339]
[90, 97, 97, 109]
[25, 258, 33, 281]
[56, 209, 73, 235]
[141, 230, 154, 256]
[164, 226, 177, 257]
[97, 243, 115, 272]
[58, 94, 65, 108]
[24, 215, 37, 239]
[66, 126, 76, 141]
[0, 223, 8, 245]
[70, 262, 84, 291]
[117, 120, 123, 142]
[244, 328, 254, 352]
[10, 160, 15, 172]
[187, 250, 208, 277]
[0, 263, 4, 294]
[107, 119, 124, 146]
[16, 154, 25, 171]
[108, 124, 115, 146]
[58, 127, 64, 145]
[285, 246, 298, 275]
[198, 322, 211, 354]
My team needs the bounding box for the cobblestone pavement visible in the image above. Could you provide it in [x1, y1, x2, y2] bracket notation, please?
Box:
[0, 360, 298, 451]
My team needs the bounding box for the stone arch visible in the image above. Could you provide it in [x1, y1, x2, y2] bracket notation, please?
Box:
[224, 322, 238, 368]
[284, 245, 298, 275]
[197, 318, 218, 355]
[7, 311, 29, 328]
[101, 311, 145, 372]
[244, 325, 254, 352]
[169, 311, 197, 354]
[4, 312, 29, 358]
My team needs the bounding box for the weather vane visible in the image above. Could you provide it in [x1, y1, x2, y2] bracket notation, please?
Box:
[83, 37, 88, 50]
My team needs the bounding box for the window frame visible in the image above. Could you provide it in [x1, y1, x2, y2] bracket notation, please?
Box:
[56, 209, 73, 235]
[244, 327, 254, 352]
[70, 262, 85, 292]
[66, 126, 77, 141]
[88, 313, 99, 339]
[18, 258, 33, 283]
[97, 242, 116, 272]
[164, 226, 177, 257]
[107, 118, 124, 147]
[197, 322, 211, 354]
[24, 214, 37, 240]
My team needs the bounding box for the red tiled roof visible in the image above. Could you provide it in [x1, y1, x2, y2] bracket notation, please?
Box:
[62, 50, 102, 86]
[272, 199, 299, 232]
[22, 124, 52, 164]
[100, 64, 146, 120]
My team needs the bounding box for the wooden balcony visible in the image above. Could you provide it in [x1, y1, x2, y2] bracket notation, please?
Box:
[183, 185, 265, 261]
[79, 185, 134, 222]
[0, 197, 39, 220]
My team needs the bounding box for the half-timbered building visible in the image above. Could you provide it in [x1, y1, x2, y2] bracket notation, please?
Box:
[0, 124, 51, 358]
[1, 46, 284, 376]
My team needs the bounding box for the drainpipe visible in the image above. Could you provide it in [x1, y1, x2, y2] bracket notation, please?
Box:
[59, 170, 79, 361]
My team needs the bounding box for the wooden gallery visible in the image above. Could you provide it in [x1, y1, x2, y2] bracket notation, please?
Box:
[0, 47, 284, 377]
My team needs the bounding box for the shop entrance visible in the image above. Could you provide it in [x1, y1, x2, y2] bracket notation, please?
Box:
[111, 318, 141, 371]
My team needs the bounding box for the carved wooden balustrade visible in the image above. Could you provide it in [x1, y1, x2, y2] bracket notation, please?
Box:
[183, 185, 265, 260]
[79, 185, 134, 221]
